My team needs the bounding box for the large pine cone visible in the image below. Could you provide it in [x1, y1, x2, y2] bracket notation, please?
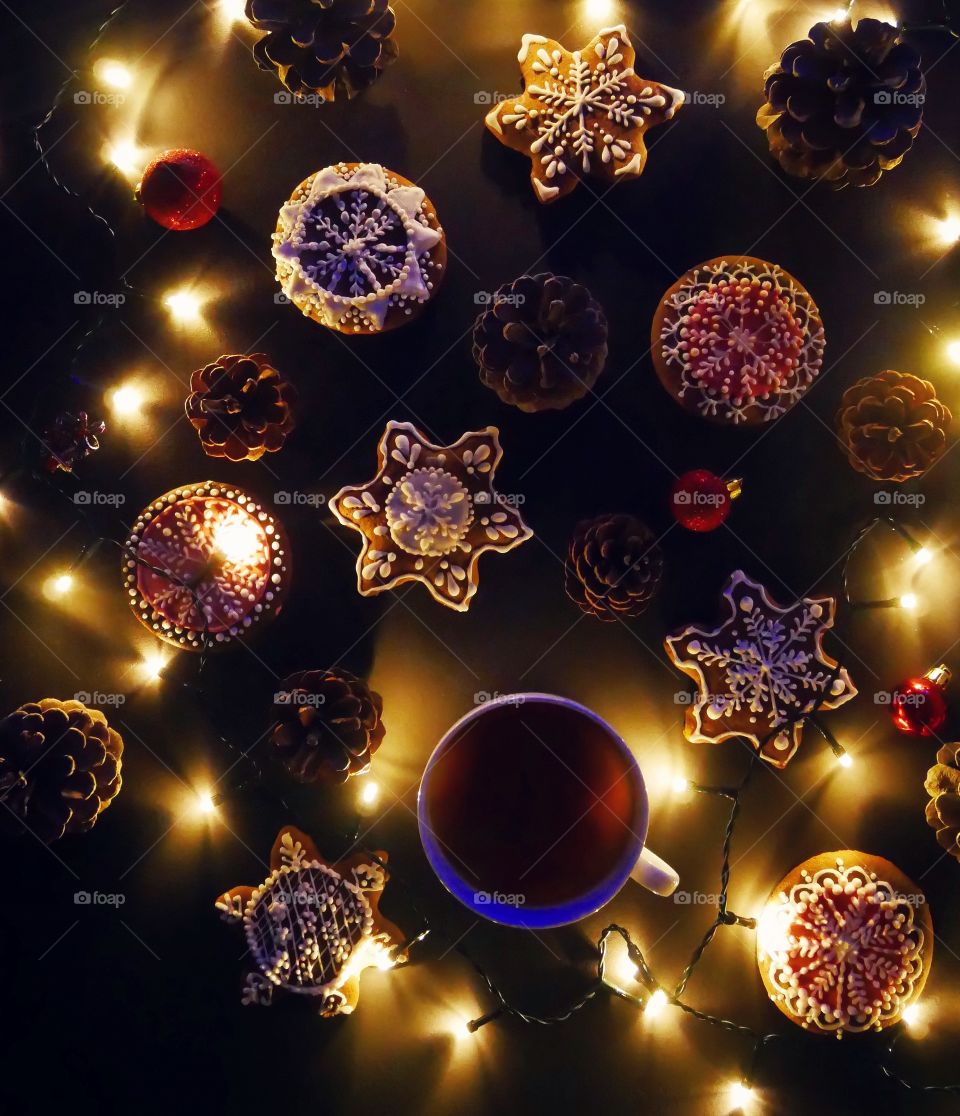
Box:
[565, 514, 663, 621]
[0, 698, 123, 843]
[757, 18, 925, 188]
[924, 742, 960, 861]
[185, 353, 296, 462]
[473, 273, 608, 413]
[271, 669, 384, 783]
[836, 369, 951, 482]
[246, 0, 398, 100]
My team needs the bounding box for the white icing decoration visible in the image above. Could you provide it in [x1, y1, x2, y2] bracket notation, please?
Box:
[273, 163, 442, 332]
[518, 33, 548, 64]
[385, 467, 473, 556]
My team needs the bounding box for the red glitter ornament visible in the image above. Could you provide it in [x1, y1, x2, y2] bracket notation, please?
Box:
[135, 149, 221, 231]
[892, 665, 951, 737]
[670, 470, 742, 532]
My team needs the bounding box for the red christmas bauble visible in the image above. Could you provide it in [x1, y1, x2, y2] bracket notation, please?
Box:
[892, 674, 948, 737]
[670, 469, 740, 532]
[136, 149, 221, 231]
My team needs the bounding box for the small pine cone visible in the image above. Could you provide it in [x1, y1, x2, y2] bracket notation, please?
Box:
[925, 746, 960, 862]
[246, 0, 398, 101]
[0, 698, 123, 843]
[564, 514, 663, 621]
[473, 273, 608, 413]
[186, 353, 296, 462]
[836, 369, 951, 482]
[757, 18, 925, 188]
[271, 669, 384, 783]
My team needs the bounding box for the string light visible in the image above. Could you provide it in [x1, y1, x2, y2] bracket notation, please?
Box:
[581, 0, 619, 20]
[94, 59, 133, 89]
[947, 339, 960, 365]
[837, 751, 854, 768]
[47, 572, 74, 596]
[105, 138, 142, 176]
[163, 288, 204, 324]
[914, 546, 933, 567]
[358, 779, 381, 813]
[671, 776, 691, 794]
[727, 1081, 754, 1111]
[902, 1003, 922, 1028]
[193, 789, 221, 816]
[219, 0, 250, 21]
[645, 988, 669, 1019]
[139, 651, 167, 683]
[934, 214, 960, 247]
[211, 513, 264, 566]
[110, 382, 145, 418]
[900, 592, 919, 611]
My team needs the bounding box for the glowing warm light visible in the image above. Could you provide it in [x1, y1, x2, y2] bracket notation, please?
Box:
[110, 383, 145, 418]
[581, 0, 619, 20]
[900, 592, 918, 611]
[49, 572, 74, 596]
[947, 339, 960, 365]
[211, 513, 264, 566]
[645, 989, 669, 1018]
[140, 651, 167, 682]
[194, 790, 218, 816]
[94, 59, 132, 90]
[219, 0, 250, 20]
[902, 1003, 922, 1028]
[914, 546, 933, 567]
[105, 138, 142, 176]
[727, 1081, 754, 1110]
[163, 288, 204, 324]
[935, 215, 960, 247]
[829, 5, 850, 22]
[359, 780, 380, 810]
[671, 776, 690, 794]
[837, 752, 853, 769]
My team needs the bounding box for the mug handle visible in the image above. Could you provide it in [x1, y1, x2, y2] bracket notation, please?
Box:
[630, 846, 679, 897]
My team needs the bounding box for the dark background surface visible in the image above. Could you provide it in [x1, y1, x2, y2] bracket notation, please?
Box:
[2, 0, 960, 1113]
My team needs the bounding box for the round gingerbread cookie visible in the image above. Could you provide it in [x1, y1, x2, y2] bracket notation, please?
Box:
[756, 850, 932, 1038]
[272, 162, 447, 335]
[123, 481, 290, 651]
[651, 256, 825, 427]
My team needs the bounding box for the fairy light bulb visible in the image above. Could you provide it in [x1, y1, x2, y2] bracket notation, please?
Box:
[645, 989, 668, 1018]
[902, 1003, 922, 1028]
[106, 139, 141, 176]
[195, 790, 218, 816]
[914, 546, 933, 567]
[358, 780, 380, 813]
[110, 383, 145, 417]
[140, 651, 167, 682]
[947, 339, 960, 365]
[211, 513, 263, 566]
[219, 0, 250, 21]
[935, 215, 960, 246]
[48, 572, 74, 596]
[837, 751, 853, 769]
[582, 0, 618, 20]
[671, 776, 690, 794]
[163, 288, 203, 324]
[900, 592, 918, 611]
[727, 1081, 754, 1110]
[94, 59, 132, 89]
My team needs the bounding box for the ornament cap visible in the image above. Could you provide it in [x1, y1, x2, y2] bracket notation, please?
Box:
[726, 477, 743, 501]
[928, 664, 952, 690]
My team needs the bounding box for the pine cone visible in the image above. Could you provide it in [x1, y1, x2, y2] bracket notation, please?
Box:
[757, 18, 925, 188]
[0, 698, 123, 843]
[42, 411, 105, 473]
[246, 0, 398, 100]
[271, 669, 384, 783]
[185, 353, 297, 462]
[836, 369, 951, 482]
[564, 514, 663, 621]
[473, 274, 608, 413]
[924, 742, 960, 860]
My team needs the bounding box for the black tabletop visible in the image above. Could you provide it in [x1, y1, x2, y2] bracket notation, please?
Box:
[3, 1, 960, 1113]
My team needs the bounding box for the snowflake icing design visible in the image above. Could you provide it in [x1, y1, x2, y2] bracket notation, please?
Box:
[665, 571, 856, 767]
[485, 26, 684, 203]
[760, 857, 926, 1036]
[331, 421, 533, 611]
[273, 163, 443, 331]
[656, 258, 825, 425]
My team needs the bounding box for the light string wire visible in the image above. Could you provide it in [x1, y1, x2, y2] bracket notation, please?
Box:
[12, 0, 960, 1105]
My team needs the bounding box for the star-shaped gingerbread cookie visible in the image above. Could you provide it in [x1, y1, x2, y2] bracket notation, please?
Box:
[331, 421, 533, 612]
[484, 25, 684, 204]
[664, 571, 856, 768]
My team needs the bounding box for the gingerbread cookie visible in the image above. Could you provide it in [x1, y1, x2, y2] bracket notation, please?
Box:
[216, 827, 405, 1016]
[331, 421, 533, 612]
[272, 162, 446, 333]
[652, 256, 825, 426]
[757, 851, 932, 1037]
[664, 571, 856, 767]
[924, 742, 960, 861]
[123, 482, 290, 651]
[484, 25, 683, 204]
